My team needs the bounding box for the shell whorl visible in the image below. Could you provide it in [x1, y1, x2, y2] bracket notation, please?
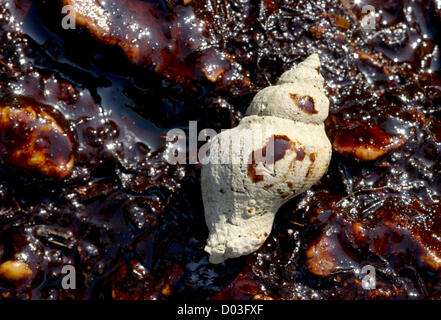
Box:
[246, 53, 328, 124]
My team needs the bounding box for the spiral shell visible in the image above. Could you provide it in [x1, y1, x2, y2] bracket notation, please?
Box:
[201, 54, 332, 264]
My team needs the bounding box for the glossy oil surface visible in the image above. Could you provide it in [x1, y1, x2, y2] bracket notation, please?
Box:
[0, 0, 440, 300]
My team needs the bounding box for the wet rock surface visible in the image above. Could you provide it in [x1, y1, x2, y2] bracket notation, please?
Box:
[0, 0, 440, 299]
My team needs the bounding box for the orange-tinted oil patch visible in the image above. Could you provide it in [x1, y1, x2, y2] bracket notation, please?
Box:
[0, 105, 74, 179]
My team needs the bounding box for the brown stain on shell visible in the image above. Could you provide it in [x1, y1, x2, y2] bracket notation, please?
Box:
[277, 188, 290, 199]
[290, 94, 318, 115]
[305, 153, 317, 178]
[305, 164, 314, 178]
[295, 147, 305, 160]
[248, 135, 305, 182]
[316, 65, 321, 74]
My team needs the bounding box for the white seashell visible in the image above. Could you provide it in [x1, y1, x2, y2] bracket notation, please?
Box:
[245, 83, 329, 125]
[201, 54, 332, 264]
[276, 53, 324, 88]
